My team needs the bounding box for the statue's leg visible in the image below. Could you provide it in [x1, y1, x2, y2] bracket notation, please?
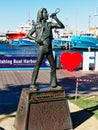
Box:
[46, 52, 57, 88]
[30, 47, 44, 89]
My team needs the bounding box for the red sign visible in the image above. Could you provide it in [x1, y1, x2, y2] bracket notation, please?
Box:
[60, 52, 82, 71]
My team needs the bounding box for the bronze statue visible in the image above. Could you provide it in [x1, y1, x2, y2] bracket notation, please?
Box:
[27, 8, 65, 91]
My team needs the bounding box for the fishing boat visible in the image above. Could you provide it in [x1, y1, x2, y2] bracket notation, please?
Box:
[70, 33, 98, 50]
[5, 19, 36, 46]
[52, 29, 72, 49]
[6, 20, 34, 40]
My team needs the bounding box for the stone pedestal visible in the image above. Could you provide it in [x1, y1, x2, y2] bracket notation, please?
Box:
[14, 87, 73, 130]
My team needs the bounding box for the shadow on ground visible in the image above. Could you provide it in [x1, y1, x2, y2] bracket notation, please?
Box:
[0, 83, 50, 116]
[58, 73, 98, 95]
[0, 127, 5, 130]
[0, 84, 30, 116]
[71, 104, 98, 129]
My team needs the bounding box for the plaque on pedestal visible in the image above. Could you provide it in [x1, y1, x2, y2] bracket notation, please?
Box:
[14, 88, 73, 130]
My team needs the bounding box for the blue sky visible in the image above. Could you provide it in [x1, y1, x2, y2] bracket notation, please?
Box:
[0, 0, 98, 33]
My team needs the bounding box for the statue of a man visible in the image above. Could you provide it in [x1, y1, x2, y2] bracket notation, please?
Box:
[27, 8, 65, 91]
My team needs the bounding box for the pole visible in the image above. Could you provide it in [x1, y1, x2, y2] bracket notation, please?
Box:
[75, 77, 79, 101]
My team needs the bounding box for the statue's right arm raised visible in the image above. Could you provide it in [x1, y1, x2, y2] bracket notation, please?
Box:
[50, 12, 65, 29]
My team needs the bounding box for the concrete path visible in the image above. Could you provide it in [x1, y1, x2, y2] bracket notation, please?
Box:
[69, 101, 98, 130]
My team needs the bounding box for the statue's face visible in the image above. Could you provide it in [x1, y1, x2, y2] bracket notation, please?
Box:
[42, 9, 48, 20]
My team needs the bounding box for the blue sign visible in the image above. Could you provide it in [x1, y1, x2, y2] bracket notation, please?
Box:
[0, 56, 50, 70]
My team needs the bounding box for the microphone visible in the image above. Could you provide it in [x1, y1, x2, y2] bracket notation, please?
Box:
[50, 8, 60, 18]
[50, 13, 57, 18]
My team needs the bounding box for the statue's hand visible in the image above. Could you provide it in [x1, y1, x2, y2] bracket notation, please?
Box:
[50, 13, 57, 19]
[35, 39, 43, 45]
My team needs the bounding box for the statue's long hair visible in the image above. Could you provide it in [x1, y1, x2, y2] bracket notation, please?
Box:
[36, 8, 46, 23]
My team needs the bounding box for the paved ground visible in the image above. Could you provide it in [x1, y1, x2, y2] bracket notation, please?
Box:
[0, 69, 98, 129]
